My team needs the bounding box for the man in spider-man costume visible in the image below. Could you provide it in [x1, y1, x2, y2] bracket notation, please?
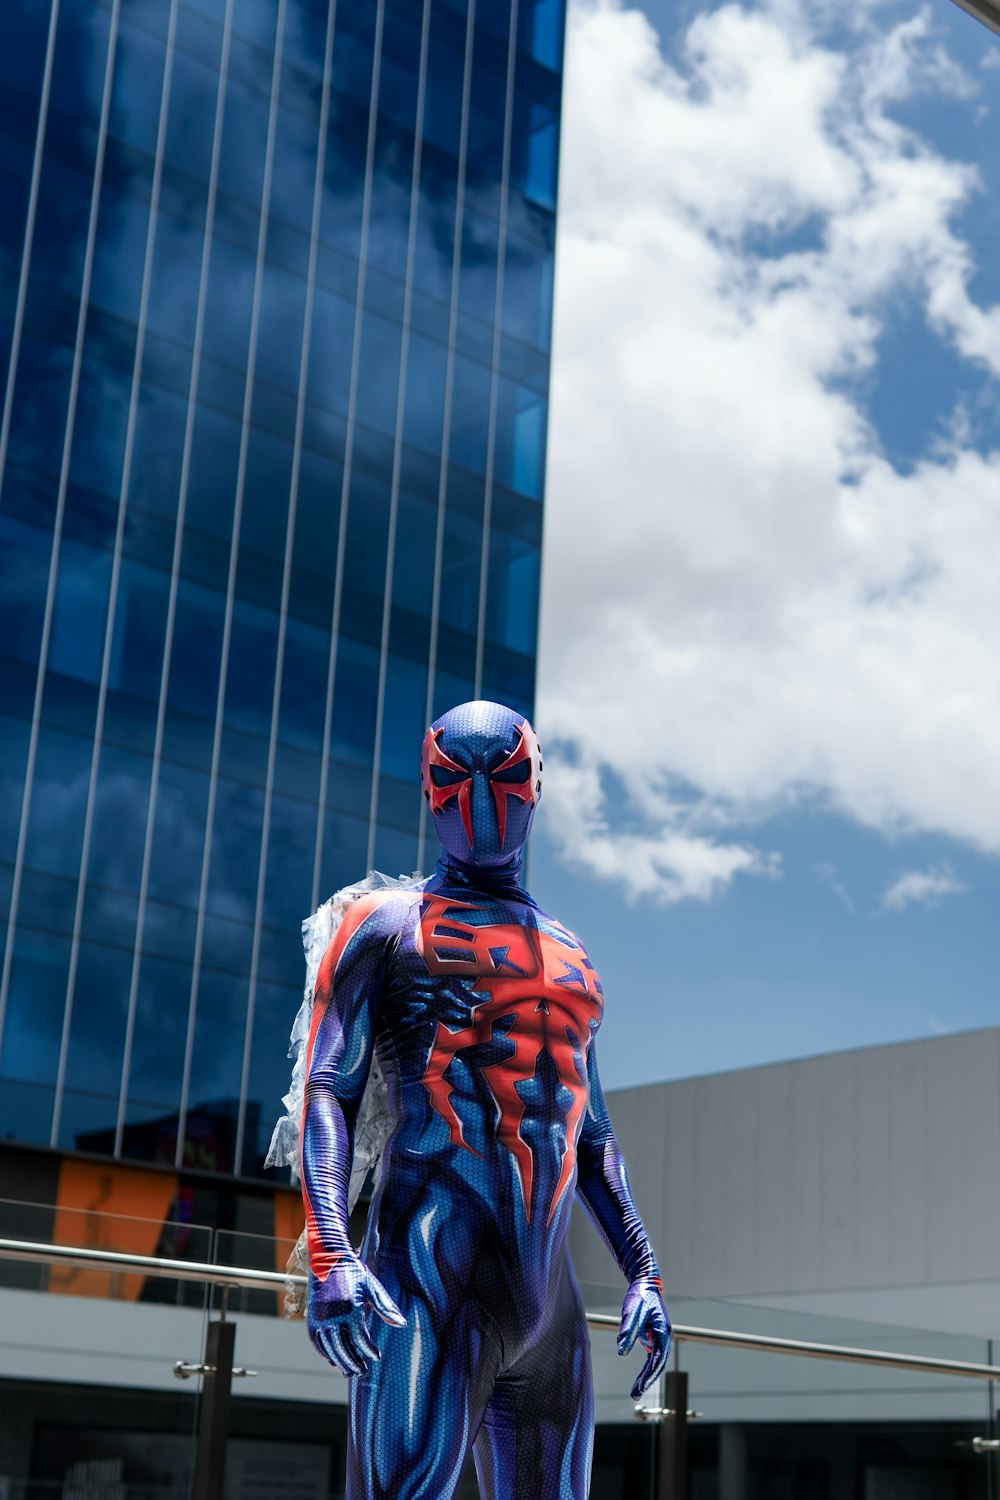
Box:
[301, 700, 670, 1500]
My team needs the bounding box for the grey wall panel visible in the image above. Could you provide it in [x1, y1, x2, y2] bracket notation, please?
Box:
[924, 1034, 968, 1281]
[569, 1028, 1000, 1302]
[662, 1076, 697, 1290]
[722, 1066, 757, 1294]
[690, 1071, 730, 1294]
[818, 1050, 855, 1291]
[786, 1056, 824, 1293]
[959, 1028, 1000, 1281]
[751, 1059, 789, 1294]
[887, 1038, 930, 1285]
[853, 1043, 893, 1288]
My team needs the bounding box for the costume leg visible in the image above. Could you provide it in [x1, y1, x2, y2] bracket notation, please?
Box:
[473, 1259, 594, 1500]
[347, 1284, 501, 1500]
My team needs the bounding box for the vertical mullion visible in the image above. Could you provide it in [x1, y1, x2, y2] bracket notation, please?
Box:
[365, 0, 435, 874]
[309, 0, 389, 913]
[232, 0, 339, 1177]
[115, 0, 238, 1155]
[416, 0, 479, 876]
[474, 0, 520, 699]
[50, 0, 182, 1149]
[174, 0, 289, 1170]
[0, 0, 123, 1079]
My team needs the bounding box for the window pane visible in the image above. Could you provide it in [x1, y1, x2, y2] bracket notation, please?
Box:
[110, 17, 166, 155]
[437, 505, 482, 634]
[145, 210, 203, 346]
[317, 806, 368, 895]
[518, 0, 565, 72]
[263, 793, 315, 932]
[185, 403, 241, 540]
[87, 744, 152, 892]
[164, 48, 218, 182]
[484, 524, 539, 655]
[68, 356, 131, 500]
[90, 182, 150, 324]
[307, 285, 355, 415]
[379, 652, 427, 782]
[126, 953, 190, 1112]
[109, 558, 170, 702]
[449, 356, 491, 475]
[0, 516, 51, 668]
[241, 425, 293, 559]
[391, 490, 438, 617]
[403, 334, 448, 455]
[166, 577, 225, 720]
[224, 598, 279, 738]
[278, 616, 329, 751]
[292, 447, 343, 580]
[329, 636, 378, 767]
[355, 309, 403, 437]
[0, 929, 70, 1086]
[501, 227, 553, 351]
[146, 761, 210, 908]
[0, 714, 31, 866]
[48, 539, 113, 686]
[459, 208, 498, 324]
[240, 979, 300, 1174]
[495, 376, 546, 498]
[62, 940, 132, 1108]
[202, 236, 256, 370]
[256, 260, 307, 391]
[206, 777, 265, 920]
[130, 382, 188, 522]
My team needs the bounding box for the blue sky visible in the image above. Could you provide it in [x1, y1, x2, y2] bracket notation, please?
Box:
[532, 0, 1000, 1090]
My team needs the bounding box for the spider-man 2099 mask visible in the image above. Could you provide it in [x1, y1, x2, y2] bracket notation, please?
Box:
[420, 701, 542, 867]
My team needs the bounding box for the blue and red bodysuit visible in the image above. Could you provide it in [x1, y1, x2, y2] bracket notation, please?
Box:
[301, 701, 670, 1500]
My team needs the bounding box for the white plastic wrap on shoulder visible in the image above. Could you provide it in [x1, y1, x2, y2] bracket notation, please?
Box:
[265, 868, 424, 1191]
[266, 869, 424, 1314]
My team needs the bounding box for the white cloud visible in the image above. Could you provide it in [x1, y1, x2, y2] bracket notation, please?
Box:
[880, 862, 969, 911]
[538, 0, 1000, 902]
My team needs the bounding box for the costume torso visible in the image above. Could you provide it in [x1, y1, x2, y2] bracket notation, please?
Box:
[357, 870, 603, 1350]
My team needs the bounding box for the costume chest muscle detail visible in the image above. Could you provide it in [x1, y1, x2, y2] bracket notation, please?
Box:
[380, 891, 604, 1228]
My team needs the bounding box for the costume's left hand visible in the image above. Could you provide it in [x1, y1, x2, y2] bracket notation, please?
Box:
[618, 1276, 671, 1401]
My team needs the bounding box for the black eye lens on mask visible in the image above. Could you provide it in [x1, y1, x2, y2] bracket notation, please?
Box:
[430, 765, 467, 787]
[491, 761, 531, 784]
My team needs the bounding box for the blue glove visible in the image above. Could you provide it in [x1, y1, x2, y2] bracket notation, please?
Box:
[307, 1256, 406, 1377]
[618, 1275, 671, 1400]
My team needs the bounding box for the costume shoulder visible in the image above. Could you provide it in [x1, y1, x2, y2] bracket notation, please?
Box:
[315, 886, 418, 993]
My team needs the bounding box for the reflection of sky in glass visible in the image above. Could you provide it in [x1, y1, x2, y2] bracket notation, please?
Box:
[0, 0, 562, 1177]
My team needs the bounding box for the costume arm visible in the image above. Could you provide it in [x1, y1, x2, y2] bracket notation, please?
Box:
[301, 894, 405, 1373]
[575, 1042, 661, 1285]
[576, 1042, 670, 1399]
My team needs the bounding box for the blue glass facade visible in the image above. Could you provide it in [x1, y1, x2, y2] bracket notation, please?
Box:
[0, 0, 562, 1176]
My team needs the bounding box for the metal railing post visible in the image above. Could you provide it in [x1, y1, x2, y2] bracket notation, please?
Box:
[193, 1310, 236, 1500]
[658, 1369, 689, 1500]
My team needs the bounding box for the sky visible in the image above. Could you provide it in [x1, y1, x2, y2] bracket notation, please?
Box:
[530, 0, 1000, 1090]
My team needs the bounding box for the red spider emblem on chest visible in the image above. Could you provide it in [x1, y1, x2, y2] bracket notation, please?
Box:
[417, 895, 604, 1224]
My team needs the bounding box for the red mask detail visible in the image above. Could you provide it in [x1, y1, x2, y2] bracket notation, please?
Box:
[489, 720, 542, 848]
[420, 727, 474, 846]
[417, 898, 603, 1225]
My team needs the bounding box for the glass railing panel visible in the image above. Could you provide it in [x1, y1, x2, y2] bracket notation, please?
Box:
[582, 1281, 996, 1499]
[0, 1193, 214, 1306]
[0, 1233, 206, 1500]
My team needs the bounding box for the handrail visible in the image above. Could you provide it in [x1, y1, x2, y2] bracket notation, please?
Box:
[3, 1236, 1000, 1382]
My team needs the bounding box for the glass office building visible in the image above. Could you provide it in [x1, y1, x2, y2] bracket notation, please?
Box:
[0, 0, 562, 1178]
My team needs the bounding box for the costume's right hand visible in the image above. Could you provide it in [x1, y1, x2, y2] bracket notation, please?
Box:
[307, 1257, 406, 1377]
